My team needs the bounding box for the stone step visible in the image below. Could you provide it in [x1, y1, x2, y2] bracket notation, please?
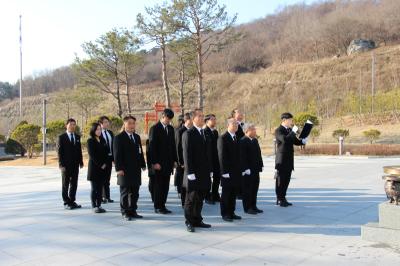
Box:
[379, 202, 400, 230]
[362, 222, 400, 247]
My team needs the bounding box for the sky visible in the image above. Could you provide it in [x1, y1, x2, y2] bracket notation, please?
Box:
[0, 0, 311, 83]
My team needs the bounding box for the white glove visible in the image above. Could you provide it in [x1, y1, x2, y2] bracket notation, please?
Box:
[187, 174, 196, 181]
[222, 173, 230, 178]
[210, 172, 213, 178]
[302, 138, 308, 145]
[242, 169, 251, 176]
[292, 125, 299, 134]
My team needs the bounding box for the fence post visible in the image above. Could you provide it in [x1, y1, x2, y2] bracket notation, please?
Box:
[339, 136, 344, 156]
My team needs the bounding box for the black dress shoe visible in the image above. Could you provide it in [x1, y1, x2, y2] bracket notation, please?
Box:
[64, 204, 73, 210]
[130, 212, 143, 219]
[195, 222, 211, 228]
[186, 223, 195, 232]
[102, 198, 107, 204]
[222, 216, 233, 222]
[155, 209, 170, 214]
[232, 214, 242, 220]
[123, 214, 132, 221]
[255, 207, 264, 213]
[284, 199, 293, 206]
[278, 200, 289, 207]
[245, 209, 258, 215]
[71, 202, 82, 209]
[106, 198, 114, 203]
[98, 207, 106, 213]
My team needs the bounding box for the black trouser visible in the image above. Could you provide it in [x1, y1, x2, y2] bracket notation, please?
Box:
[120, 185, 139, 215]
[102, 158, 113, 200]
[61, 168, 79, 205]
[242, 172, 260, 211]
[174, 167, 185, 206]
[153, 175, 171, 210]
[91, 179, 104, 208]
[220, 185, 237, 217]
[275, 169, 292, 200]
[185, 189, 207, 225]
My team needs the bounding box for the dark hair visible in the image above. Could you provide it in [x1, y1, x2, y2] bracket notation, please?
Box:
[162, 108, 174, 119]
[123, 115, 136, 122]
[89, 122, 101, 139]
[66, 118, 76, 125]
[231, 109, 239, 118]
[183, 112, 191, 122]
[177, 114, 185, 127]
[204, 114, 216, 122]
[98, 116, 110, 124]
[190, 108, 203, 119]
[281, 112, 293, 120]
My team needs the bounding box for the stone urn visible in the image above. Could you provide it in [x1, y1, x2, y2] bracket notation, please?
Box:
[383, 166, 400, 205]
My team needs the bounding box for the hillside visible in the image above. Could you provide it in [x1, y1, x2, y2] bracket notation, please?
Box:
[1, 44, 400, 147]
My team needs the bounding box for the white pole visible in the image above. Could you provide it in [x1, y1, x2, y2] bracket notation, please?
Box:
[19, 15, 23, 118]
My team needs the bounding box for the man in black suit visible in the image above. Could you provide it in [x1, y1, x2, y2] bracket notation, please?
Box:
[57, 118, 83, 210]
[231, 109, 245, 140]
[275, 112, 307, 207]
[113, 115, 146, 220]
[240, 123, 264, 214]
[99, 116, 115, 203]
[218, 118, 242, 222]
[175, 113, 192, 207]
[204, 114, 221, 204]
[182, 109, 213, 232]
[231, 108, 245, 200]
[148, 108, 178, 214]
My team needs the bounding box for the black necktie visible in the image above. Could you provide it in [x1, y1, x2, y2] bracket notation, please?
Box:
[70, 134, 75, 145]
[129, 134, 135, 143]
[165, 126, 168, 135]
[233, 135, 237, 142]
[200, 129, 205, 141]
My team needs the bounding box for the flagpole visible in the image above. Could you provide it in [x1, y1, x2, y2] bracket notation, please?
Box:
[19, 14, 23, 118]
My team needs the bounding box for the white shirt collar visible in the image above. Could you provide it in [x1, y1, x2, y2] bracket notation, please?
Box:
[125, 131, 133, 137]
[194, 125, 203, 134]
[228, 131, 236, 139]
[66, 130, 74, 136]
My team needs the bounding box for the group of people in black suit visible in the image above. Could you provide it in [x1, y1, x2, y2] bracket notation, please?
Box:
[57, 109, 306, 232]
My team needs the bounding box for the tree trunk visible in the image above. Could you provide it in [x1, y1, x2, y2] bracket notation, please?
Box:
[196, 32, 203, 110]
[179, 58, 185, 116]
[125, 69, 132, 114]
[161, 39, 171, 107]
[115, 69, 123, 118]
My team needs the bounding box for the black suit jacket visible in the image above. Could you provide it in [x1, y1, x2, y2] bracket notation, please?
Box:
[148, 121, 177, 176]
[175, 126, 188, 167]
[99, 129, 114, 161]
[113, 131, 146, 187]
[182, 127, 212, 191]
[87, 137, 108, 181]
[204, 126, 220, 176]
[240, 136, 263, 173]
[57, 132, 83, 177]
[218, 132, 241, 187]
[275, 125, 303, 172]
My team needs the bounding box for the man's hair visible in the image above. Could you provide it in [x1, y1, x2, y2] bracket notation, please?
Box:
[98, 116, 110, 124]
[204, 114, 216, 123]
[123, 115, 136, 122]
[162, 108, 174, 119]
[281, 112, 293, 120]
[231, 109, 239, 118]
[183, 112, 191, 122]
[189, 109, 202, 119]
[242, 123, 255, 133]
[226, 118, 236, 126]
[66, 118, 76, 125]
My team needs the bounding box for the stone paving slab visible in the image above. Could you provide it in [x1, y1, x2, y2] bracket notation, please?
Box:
[1, 156, 400, 265]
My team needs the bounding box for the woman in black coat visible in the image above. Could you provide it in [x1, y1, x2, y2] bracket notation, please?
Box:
[87, 122, 108, 213]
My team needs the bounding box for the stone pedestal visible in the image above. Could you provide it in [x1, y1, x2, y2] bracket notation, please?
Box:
[362, 202, 400, 247]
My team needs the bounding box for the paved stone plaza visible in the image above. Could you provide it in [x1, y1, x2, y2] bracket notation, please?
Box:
[1, 156, 400, 265]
